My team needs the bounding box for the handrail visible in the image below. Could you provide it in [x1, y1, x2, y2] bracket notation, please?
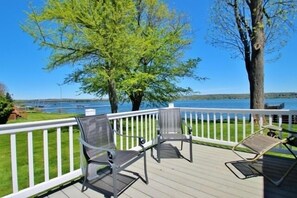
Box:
[0, 118, 77, 135]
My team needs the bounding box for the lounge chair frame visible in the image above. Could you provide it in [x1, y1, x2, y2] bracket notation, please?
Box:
[231, 125, 297, 186]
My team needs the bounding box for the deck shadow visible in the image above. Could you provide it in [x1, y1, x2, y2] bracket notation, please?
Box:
[151, 143, 189, 162]
[84, 170, 139, 197]
[226, 155, 297, 198]
[225, 160, 261, 179]
[35, 169, 139, 198]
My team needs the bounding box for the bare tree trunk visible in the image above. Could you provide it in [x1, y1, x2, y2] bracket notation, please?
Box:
[130, 92, 144, 111]
[232, 0, 264, 110]
[249, 0, 265, 110]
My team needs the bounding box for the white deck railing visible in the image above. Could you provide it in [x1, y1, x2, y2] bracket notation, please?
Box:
[0, 107, 297, 197]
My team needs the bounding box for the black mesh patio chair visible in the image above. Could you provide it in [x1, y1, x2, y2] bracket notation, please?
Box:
[154, 108, 193, 163]
[76, 114, 148, 198]
[226, 125, 297, 186]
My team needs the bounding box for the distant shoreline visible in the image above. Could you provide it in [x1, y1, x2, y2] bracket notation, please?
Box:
[15, 92, 297, 102]
[180, 92, 297, 100]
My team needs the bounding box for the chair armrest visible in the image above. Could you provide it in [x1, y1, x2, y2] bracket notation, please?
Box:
[262, 125, 282, 131]
[157, 127, 161, 135]
[114, 130, 145, 140]
[188, 125, 192, 135]
[184, 123, 192, 135]
[261, 125, 281, 138]
[138, 137, 146, 148]
[79, 138, 113, 152]
[107, 150, 117, 160]
[138, 137, 145, 144]
[79, 138, 117, 160]
[282, 128, 297, 135]
[281, 128, 297, 147]
[156, 122, 161, 135]
[114, 130, 146, 150]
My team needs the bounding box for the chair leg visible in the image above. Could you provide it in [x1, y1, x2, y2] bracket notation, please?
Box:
[81, 165, 89, 192]
[143, 150, 149, 184]
[157, 137, 161, 163]
[157, 143, 161, 163]
[150, 147, 153, 158]
[81, 176, 88, 192]
[189, 138, 193, 162]
[112, 166, 118, 198]
[181, 140, 184, 150]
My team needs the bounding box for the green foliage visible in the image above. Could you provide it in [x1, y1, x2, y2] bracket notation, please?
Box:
[23, 0, 141, 113]
[121, 0, 203, 109]
[0, 92, 14, 124]
[23, 0, 203, 112]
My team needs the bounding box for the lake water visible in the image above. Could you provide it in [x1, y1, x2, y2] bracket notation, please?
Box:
[23, 98, 297, 115]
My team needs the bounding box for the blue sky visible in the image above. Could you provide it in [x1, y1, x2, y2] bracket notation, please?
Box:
[1, 0, 297, 100]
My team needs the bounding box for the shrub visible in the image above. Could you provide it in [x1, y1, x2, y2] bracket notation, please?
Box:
[0, 94, 14, 124]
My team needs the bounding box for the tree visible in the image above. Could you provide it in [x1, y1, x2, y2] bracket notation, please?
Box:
[23, 0, 141, 113]
[24, 0, 203, 113]
[0, 83, 14, 124]
[122, 0, 203, 111]
[208, 0, 297, 109]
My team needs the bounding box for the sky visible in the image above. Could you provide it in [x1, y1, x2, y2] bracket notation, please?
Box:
[1, 0, 297, 100]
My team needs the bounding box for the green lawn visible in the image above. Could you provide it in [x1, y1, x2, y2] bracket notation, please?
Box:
[1, 112, 80, 197]
[7, 112, 77, 123]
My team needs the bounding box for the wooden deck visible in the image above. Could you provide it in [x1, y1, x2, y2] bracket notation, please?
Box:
[39, 143, 297, 198]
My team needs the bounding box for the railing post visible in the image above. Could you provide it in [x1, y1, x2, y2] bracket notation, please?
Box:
[168, 103, 174, 108]
[85, 109, 96, 116]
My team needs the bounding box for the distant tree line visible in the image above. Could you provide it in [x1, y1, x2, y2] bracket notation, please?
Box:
[15, 92, 297, 104]
[180, 92, 297, 100]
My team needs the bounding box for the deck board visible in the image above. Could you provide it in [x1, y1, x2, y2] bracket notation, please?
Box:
[40, 143, 297, 198]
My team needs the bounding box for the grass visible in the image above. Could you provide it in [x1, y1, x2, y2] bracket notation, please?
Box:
[1, 112, 80, 197]
[7, 112, 78, 123]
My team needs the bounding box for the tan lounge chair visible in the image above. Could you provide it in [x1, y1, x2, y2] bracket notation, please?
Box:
[228, 125, 297, 186]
